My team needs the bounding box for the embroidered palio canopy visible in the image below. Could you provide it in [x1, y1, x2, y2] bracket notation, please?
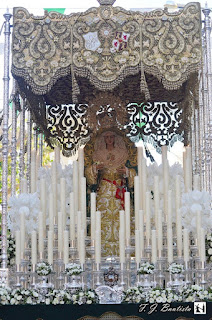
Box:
[11, 1, 202, 154]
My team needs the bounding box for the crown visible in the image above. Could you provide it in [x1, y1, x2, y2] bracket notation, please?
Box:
[97, 0, 116, 5]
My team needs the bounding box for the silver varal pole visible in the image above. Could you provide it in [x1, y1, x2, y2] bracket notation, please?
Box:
[1, 10, 12, 272]
[19, 97, 25, 186]
[27, 110, 32, 192]
[11, 80, 17, 197]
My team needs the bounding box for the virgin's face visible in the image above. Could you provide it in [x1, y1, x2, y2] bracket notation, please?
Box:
[104, 134, 115, 147]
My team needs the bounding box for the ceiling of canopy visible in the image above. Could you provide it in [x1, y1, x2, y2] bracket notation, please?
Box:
[11, 1, 202, 155]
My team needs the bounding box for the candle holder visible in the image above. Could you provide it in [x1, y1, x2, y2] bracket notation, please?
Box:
[197, 261, 208, 290]
[154, 257, 166, 288]
[13, 264, 23, 288]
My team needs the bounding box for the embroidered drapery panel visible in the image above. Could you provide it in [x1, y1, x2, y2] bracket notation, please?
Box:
[11, 2, 202, 102]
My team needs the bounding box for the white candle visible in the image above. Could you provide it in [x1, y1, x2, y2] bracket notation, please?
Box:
[90, 192, 96, 241]
[38, 211, 44, 253]
[183, 228, 189, 263]
[176, 209, 182, 257]
[31, 231, 37, 265]
[157, 210, 163, 257]
[119, 210, 125, 235]
[167, 228, 173, 263]
[119, 230, 125, 265]
[167, 190, 172, 229]
[78, 147, 84, 178]
[80, 229, 85, 265]
[196, 211, 202, 253]
[186, 146, 192, 191]
[60, 178, 66, 230]
[40, 179, 46, 236]
[51, 161, 57, 220]
[54, 146, 60, 163]
[80, 177, 87, 234]
[63, 230, 69, 265]
[135, 230, 140, 265]
[70, 192, 75, 241]
[200, 228, 206, 264]
[77, 211, 82, 250]
[145, 191, 151, 245]
[48, 231, 53, 264]
[163, 159, 169, 223]
[96, 211, 101, 232]
[139, 210, 144, 256]
[153, 176, 159, 230]
[141, 158, 147, 212]
[49, 193, 54, 232]
[175, 175, 181, 217]
[58, 211, 63, 253]
[95, 230, 101, 264]
[31, 161, 36, 193]
[124, 192, 131, 242]
[73, 161, 79, 213]
[20, 212, 25, 255]
[151, 229, 157, 264]
[137, 146, 143, 210]
[15, 231, 21, 265]
[21, 178, 28, 193]
[134, 176, 140, 228]
[161, 145, 168, 163]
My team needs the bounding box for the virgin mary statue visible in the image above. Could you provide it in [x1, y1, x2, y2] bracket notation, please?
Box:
[85, 130, 136, 257]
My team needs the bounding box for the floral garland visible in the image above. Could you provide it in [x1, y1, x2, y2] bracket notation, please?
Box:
[65, 263, 83, 276]
[137, 262, 155, 275]
[71, 290, 99, 305]
[167, 263, 184, 274]
[36, 262, 53, 276]
[0, 232, 16, 266]
[206, 232, 212, 263]
[122, 286, 212, 304]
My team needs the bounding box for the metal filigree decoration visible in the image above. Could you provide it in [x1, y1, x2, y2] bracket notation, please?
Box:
[126, 102, 183, 153]
[103, 267, 119, 287]
[0, 269, 9, 287]
[12, 3, 201, 99]
[46, 104, 89, 156]
[86, 92, 127, 135]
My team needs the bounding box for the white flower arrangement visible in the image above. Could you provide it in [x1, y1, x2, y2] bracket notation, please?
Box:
[206, 232, 212, 263]
[167, 263, 184, 274]
[147, 288, 183, 303]
[36, 262, 53, 276]
[44, 289, 71, 305]
[180, 190, 212, 233]
[71, 289, 99, 305]
[65, 263, 83, 276]
[137, 262, 155, 275]
[9, 289, 41, 305]
[0, 232, 16, 266]
[8, 193, 40, 234]
[180, 285, 212, 302]
[122, 287, 147, 303]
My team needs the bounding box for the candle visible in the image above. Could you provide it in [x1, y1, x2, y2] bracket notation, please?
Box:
[48, 231, 53, 264]
[58, 211, 63, 253]
[200, 228, 206, 264]
[77, 211, 82, 250]
[167, 190, 172, 229]
[54, 146, 60, 163]
[135, 230, 140, 265]
[70, 192, 75, 241]
[96, 211, 101, 232]
[161, 145, 167, 163]
[20, 212, 25, 256]
[124, 191, 131, 242]
[153, 176, 159, 230]
[196, 211, 202, 253]
[176, 209, 182, 257]
[193, 174, 200, 190]
[183, 228, 189, 263]
[141, 158, 147, 212]
[134, 176, 140, 228]
[157, 210, 163, 257]
[151, 229, 157, 264]
[63, 230, 69, 265]
[163, 159, 169, 222]
[60, 178, 66, 230]
[51, 161, 57, 220]
[31, 161, 36, 193]
[80, 229, 85, 265]
[80, 177, 87, 234]
[15, 231, 21, 265]
[73, 161, 79, 213]
[119, 230, 125, 266]
[78, 147, 84, 178]
[38, 211, 44, 253]
[167, 228, 173, 263]
[175, 175, 181, 218]
[119, 210, 125, 236]
[90, 192, 96, 241]
[31, 231, 37, 265]
[137, 146, 143, 210]
[145, 191, 151, 245]
[95, 230, 101, 264]
[21, 178, 28, 193]
[49, 193, 54, 232]
[40, 179, 46, 236]
[138, 210, 144, 257]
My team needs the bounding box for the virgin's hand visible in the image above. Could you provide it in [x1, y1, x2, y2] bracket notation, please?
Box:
[96, 163, 104, 171]
[117, 167, 126, 175]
